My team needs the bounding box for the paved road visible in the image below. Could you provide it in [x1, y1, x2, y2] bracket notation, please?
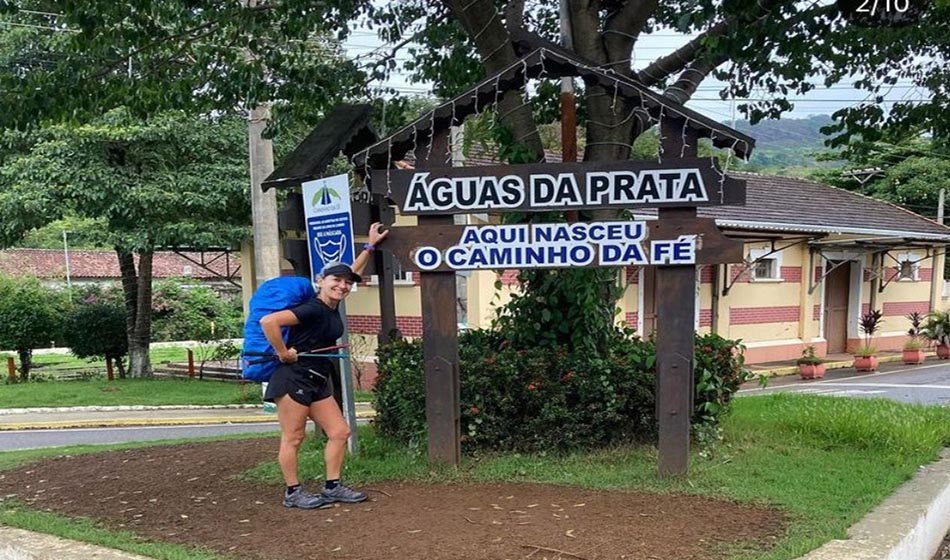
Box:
[0, 422, 283, 452]
[740, 361, 950, 406]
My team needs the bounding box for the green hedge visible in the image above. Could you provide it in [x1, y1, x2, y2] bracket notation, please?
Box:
[373, 329, 750, 453]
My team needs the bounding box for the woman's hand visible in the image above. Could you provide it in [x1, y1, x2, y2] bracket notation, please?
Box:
[277, 347, 298, 364]
[394, 160, 414, 170]
[368, 222, 390, 246]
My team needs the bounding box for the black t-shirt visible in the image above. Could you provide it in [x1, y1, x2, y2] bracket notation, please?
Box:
[286, 298, 344, 375]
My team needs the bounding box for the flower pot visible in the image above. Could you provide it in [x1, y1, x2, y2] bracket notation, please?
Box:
[902, 349, 925, 365]
[937, 344, 950, 359]
[798, 363, 825, 379]
[853, 355, 879, 372]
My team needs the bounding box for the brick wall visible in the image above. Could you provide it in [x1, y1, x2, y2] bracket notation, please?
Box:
[624, 311, 638, 327]
[813, 304, 821, 321]
[348, 315, 424, 337]
[729, 265, 801, 283]
[729, 305, 800, 325]
[882, 301, 930, 316]
[699, 266, 714, 284]
[699, 309, 712, 327]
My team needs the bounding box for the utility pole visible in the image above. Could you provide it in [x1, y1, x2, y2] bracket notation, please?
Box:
[938, 188, 945, 225]
[248, 104, 281, 286]
[245, 0, 281, 288]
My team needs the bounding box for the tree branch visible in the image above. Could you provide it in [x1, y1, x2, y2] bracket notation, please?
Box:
[603, 0, 657, 77]
[637, 0, 796, 87]
[659, 2, 839, 103]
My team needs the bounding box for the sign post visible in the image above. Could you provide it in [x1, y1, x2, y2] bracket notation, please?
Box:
[371, 152, 745, 473]
[301, 173, 359, 454]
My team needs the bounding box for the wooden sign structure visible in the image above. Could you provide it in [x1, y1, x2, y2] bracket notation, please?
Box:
[372, 123, 746, 475]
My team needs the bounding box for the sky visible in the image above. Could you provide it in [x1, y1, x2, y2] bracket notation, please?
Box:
[341, 23, 930, 125]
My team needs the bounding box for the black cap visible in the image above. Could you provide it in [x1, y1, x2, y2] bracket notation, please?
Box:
[320, 262, 362, 283]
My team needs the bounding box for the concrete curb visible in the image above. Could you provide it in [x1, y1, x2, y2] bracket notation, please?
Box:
[0, 526, 153, 560]
[750, 353, 929, 378]
[0, 404, 262, 416]
[797, 448, 950, 560]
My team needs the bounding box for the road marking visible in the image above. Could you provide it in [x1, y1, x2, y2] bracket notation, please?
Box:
[793, 382, 950, 390]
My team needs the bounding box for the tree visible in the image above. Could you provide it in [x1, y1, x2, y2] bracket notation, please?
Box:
[0, 2, 367, 134]
[0, 275, 64, 381]
[62, 295, 129, 379]
[0, 110, 252, 377]
[811, 139, 950, 220]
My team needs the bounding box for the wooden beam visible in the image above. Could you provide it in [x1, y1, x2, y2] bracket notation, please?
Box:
[416, 131, 461, 467]
[656, 116, 699, 477]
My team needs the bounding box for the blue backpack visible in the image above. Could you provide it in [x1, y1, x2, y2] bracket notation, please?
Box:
[241, 276, 315, 383]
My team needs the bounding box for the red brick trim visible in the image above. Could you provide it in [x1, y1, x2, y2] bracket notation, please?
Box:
[882, 301, 929, 316]
[626, 266, 639, 284]
[812, 304, 821, 321]
[624, 312, 638, 327]
[348, 315, 423, 337]
[729, 305, 800, 325]
[699, 309, 712, 327]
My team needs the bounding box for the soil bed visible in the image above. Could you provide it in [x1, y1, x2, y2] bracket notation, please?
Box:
[0, 438, 785, 559]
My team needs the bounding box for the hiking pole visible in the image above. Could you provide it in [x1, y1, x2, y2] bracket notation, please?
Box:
[242, 344, 351, 365]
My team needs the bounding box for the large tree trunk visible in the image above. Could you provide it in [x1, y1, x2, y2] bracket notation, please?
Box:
[117, 248, 154, 378]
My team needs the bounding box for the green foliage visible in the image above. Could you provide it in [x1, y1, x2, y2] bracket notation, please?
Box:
[151, 279, 243, 343]
[62, 292, 128, 364]
[921, 309, 950, 346]
[0, 3, 365, 134]
[795, 345, 824, 366]
[0, 275, 65, 381]
[16, 216, 109, 249]
[374, 330, 750, 453]
[858, 309, 884, 350]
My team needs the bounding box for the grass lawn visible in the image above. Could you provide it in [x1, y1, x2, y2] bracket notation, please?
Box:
[1, 394, 947, 560]
[2, 346, 374, 407]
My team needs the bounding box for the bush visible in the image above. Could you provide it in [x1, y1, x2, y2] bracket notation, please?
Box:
[374, 329, 750, 453]
[151, 279, 243, 342]
[0, 275, 66, 381]
[62, 293, 128, 375]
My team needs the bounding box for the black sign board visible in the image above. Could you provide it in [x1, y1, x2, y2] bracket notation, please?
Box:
[371, 158, 745, 215]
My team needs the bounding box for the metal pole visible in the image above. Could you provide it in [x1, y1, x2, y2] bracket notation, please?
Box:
[62, 230, 72, 291]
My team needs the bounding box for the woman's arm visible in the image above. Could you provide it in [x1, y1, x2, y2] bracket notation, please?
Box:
[351, 222, 390, 277]
[259, 309, 301, 363]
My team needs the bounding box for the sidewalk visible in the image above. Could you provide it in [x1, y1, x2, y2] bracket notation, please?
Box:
[747, 349, 921, 378]
[0, 403, 376, 431]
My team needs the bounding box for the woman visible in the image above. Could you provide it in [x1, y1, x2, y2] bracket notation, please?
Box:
[260, 222, 389, 509]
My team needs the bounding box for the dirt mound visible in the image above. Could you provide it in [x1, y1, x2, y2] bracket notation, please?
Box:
[0, 438, 785, 559]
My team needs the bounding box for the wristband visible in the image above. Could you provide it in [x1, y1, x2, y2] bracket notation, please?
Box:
[363, 243, 375, 252]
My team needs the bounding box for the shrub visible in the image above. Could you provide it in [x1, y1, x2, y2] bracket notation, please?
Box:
[0, 275, 65, 381]
[151, 279, 243, 342]
[374, 329, 750, 453]
[62, 295, 129, 377]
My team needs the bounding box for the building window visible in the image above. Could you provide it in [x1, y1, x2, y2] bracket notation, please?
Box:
[748, 248, 782, 281]
[368, 259, 414, 285]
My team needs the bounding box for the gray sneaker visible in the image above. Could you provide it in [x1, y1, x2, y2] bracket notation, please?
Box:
[283, 487, 332, 509]
[321, 484, 367, 503]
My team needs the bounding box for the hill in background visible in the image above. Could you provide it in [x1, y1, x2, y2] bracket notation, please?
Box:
[729, 114, 841, 176]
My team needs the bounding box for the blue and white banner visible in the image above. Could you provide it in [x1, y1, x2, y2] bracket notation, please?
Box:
[301, 174, 355, 283]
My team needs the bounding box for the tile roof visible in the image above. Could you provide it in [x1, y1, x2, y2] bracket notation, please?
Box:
[0, 249, 240, 280]
[698, 173, 950, 240]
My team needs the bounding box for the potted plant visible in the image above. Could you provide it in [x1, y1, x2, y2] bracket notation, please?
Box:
[921, 309, 950, 359]
[796, 345, 825, 379]
[853, 309, 883, 372]
[902, 312, 926, 365]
